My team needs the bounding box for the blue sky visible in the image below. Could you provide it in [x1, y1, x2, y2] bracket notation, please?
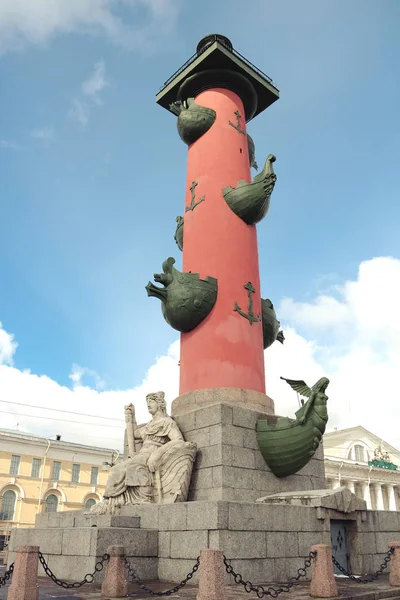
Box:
[1, 0, 400, 448]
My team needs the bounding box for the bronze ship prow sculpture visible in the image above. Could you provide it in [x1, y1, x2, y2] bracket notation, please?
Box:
[257, 376, 330, 478]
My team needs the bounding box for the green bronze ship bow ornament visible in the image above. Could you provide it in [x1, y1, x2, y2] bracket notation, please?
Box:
[170, 97, 216, 145]
[261, 298, 285, 349]
[222, 154, 277, 225]
[146, 257, 218, 333]
[256, 376, 330, 478]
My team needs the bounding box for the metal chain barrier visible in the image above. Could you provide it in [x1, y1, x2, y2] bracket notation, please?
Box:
[0, 563, 14, 588]
[332, 546, 394, 584]
[124, 555, 200, 597]
[38, 551, 109, 589]
[223, 551, 317, 599]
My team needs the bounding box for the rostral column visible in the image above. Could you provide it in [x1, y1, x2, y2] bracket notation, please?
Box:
[148, 34, 283, 413]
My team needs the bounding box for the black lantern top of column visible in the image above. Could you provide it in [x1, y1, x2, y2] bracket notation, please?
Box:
[156, 34, 279, 122]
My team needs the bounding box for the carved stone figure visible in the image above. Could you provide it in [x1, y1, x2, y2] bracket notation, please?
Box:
[222, 154, 277, 225]
[257, 376, 330, 478]
[146, 257, 218, 333]
[374, 445, 390, 462]
[90, 392, 197, 514]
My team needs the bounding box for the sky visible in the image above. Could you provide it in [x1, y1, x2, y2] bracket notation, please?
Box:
[1, 0, 400, 452]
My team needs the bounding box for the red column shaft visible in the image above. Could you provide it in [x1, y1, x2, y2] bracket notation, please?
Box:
[179, 88, 265, 395]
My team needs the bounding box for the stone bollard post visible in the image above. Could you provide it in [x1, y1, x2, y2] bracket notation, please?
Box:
[7, 545, 39, 600]
[310, 544, 338, 598]
[389, 541, 400, 587]
[101, 545, 128, 598]
[196, 548, 226, 600]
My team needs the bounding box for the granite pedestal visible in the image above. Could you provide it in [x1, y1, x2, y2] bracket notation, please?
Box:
[8, 397, 400, 584]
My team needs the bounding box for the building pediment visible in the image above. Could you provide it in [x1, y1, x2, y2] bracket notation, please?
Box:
[256, 486, 367, 513]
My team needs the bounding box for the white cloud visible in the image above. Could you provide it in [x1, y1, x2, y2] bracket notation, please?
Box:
[269, 256, 400, 447]
[1, 256, 399, 452]
[67, 99, 90, 127]
[0, 139, 22, 150]
[29, 126, 54, 142]
[68, 62, 109, 126]
[0, 322, 18, 365]
[82, 61, 109, 104]
[0, 0, 181, 56]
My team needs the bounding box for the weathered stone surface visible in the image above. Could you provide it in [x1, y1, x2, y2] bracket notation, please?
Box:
[158, 532, 171, 558]
[172, 389, 274, 416]
[186, 501, 229, 530]
[298, 531, 330, 556]
[159, 503, 187, 531]
[119, 504, 160, 529]
[209, 530, 267, 559]
[158, 558, 200, 583]
[62, 528, 96, 556]
[170, 530, 208, 559]
[266, 532, 299, 558]
[95, 528, 158, 557]
[9, 528, 63, 555]
[74, 514, 140, 529]
[257, 487, 366, 513]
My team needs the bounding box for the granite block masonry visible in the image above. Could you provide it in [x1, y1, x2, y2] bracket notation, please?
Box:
[172, 397, 326, 502]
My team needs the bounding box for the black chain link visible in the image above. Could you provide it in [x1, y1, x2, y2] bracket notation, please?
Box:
[38, 551, 109, 589]
[223, 551, 317, 598]
[332, 546, 394, 583]
[0, 563, 14, 588]
[124, 555, 200, 597]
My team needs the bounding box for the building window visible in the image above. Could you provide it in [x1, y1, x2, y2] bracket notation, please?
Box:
[31, 458, 41, 478]
[9, 455, 21, 475]
[71, 464, 80, 483]
[0, 490, 17, 521]
[85, 498, 97, 510]
[354, 445, 365, 462]
[51, 461, 61, 481]
[90, 467, 99, 485]
[45, 494, 58, 513]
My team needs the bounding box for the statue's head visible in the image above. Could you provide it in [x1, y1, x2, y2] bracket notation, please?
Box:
[314, 377, 330, 394]
[146, 391, 167, 416]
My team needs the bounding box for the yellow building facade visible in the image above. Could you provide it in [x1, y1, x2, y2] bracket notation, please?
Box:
[0, 428, 119, 557]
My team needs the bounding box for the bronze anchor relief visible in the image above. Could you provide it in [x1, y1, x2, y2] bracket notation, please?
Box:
[228, 110, 246, 135]
[186, 181, 205, 212]
[234, 281, 261, 325]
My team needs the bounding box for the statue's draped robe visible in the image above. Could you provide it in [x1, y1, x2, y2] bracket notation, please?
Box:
[98, 417, 182, 510]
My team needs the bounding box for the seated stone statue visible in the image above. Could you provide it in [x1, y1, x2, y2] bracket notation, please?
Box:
[90, 391, 196, 514]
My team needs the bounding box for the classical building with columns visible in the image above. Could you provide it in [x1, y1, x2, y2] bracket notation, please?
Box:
[324, 426, 400, 511]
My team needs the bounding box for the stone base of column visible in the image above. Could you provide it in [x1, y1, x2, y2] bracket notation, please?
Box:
[172, 392, 325, 502]
[172, 387, 274, 416]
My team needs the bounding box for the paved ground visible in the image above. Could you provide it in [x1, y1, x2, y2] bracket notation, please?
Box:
[1, 566, 400, 600]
